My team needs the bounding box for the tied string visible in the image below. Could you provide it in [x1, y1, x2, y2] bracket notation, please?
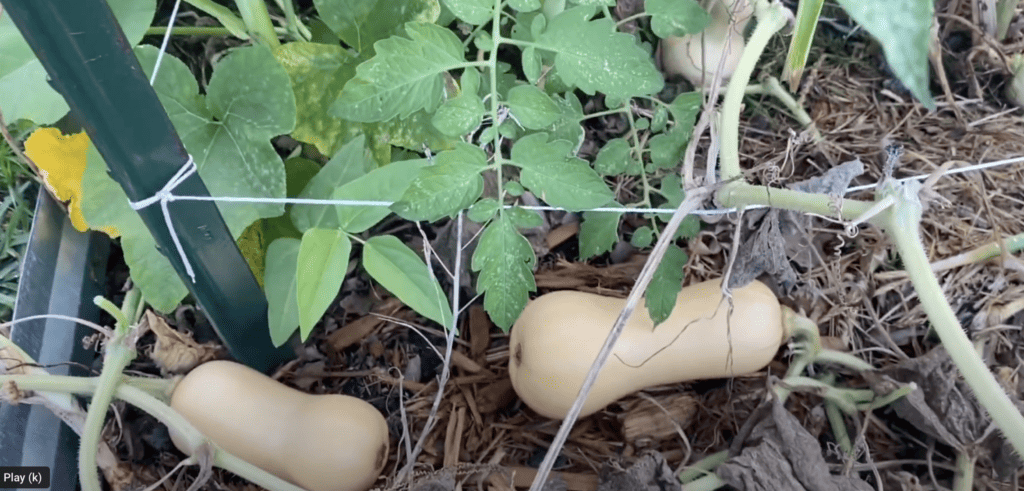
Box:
[128, 155, 198, 283]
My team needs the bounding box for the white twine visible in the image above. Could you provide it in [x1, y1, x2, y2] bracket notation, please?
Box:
[128, 156, 198, 283]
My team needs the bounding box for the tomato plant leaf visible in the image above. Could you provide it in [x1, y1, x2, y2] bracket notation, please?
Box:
[391, 142, 487, 221]
[314, 0, 440, 54]
[291, 135, 371, 233]
[467, 198, 501, 222]
[544, 92, 585, 152]
[508, 0, 541, 12]
[333, 159, 428, 233]
[432, 90, 485, 136]
[593, 138, 634, 176]
[511, 133, 614, 211]
[834, 0, 934, 109]
[536, 6, 663, 100]
[363, 235, 453, 327]
[334, 22, 466, 122]
[265, 238, 302, 347]
[645, 0, 709, 38]
[506, 85, 561, 129]
[297, 229, 352, 340]
[648, 127, 689, 170]
[472, 214, 537, 330]
[441, 0, 493, 24]
[645, 244, 688, 326]
[579, 203, 623, 260]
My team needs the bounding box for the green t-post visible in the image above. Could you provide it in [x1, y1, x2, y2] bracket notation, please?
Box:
[0, 0, 294, 373]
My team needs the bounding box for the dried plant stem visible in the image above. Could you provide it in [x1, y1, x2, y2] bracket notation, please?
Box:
[527, 187, 712, 491]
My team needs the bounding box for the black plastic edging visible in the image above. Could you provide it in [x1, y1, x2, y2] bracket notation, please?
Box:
[0, 0, 293, 373]
[0, 189, 109, 491]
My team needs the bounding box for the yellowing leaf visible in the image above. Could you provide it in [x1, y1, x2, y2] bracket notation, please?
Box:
[23, 128, 116, 235]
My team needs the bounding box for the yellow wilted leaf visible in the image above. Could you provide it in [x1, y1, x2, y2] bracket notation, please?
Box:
[23, 128, 118, 236]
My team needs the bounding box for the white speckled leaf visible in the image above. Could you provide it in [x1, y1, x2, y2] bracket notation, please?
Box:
[537, 6, 663, 99]
[471, 214, 537, 330]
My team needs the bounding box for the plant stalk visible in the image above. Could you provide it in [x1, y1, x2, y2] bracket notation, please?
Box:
[886, 182, 1024, 458]
[234, 0, 281, 48]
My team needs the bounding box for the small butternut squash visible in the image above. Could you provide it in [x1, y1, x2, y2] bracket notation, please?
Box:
[169, 360, 389, 491]
[508, 278, 785, 419]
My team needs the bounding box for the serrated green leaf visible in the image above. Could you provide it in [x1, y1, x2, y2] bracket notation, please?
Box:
[334, 159, 428, 232]
[594, 138, 633, 176]
[835, 0, 934, 109]
[506, 180, 525, 196]
[432, 92, 485, 136]
[314, 0, 440, 53]
[442, 0, 493, 24]
[291, 135, 370, 232]
[468, 198, 501, 222]
[392, 142, 487, 221]
[659, 173, 684, 208]
[363, 235, 453, 327]
[512, 133, 613, 210]
[266, 238, 301, 347]
[648, 127, 688, 169]
[508, 0, 541, 11]
[579, 204, 623, 260]
[297, 229, 352, 340]
[667, 91, 702, 131]
[506, 85, 560, 129]
[334, 22, 466, 122]
[544, 92, 585, 151]
[472, 214, 537, 330]
[508, 206, 544, 228]
[631, 225, 653, 248]
[645, 0, 709, 38]
[537, 7, 663, 99]
[645, 245, 688, 326]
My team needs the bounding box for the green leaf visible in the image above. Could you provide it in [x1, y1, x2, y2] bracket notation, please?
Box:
[442, 0, 493, 24]
[651, 105, 669, 132]
[667, 91, 702, 131]
[506, 180, 525, 196]
[645, 244, 688, 326]
[432, 71, 486, 136]
[392, 142, 487, 221]
[594, 138, 633, 176]
[631, 225, 653, 248]
[334, 22, 466, 122]
[506, 85, 561, 129]
[296, 229, 352, 340]
[645, 0, 709, 38]
[291, 135, 370, 232]
[472, 214, 537, 330]
[834, 0, 934, 109]
[783, 0, 824, 89]
[544, 92, 585, 152]
[537, 7, 663, 99]
[468, 198, 501, 222]
[508, 0, 541, 11]
[522, 46, 542, 85]
[512, 133, 613, 210]
[1, 0, 156, 125]
[571, 0, 615, 5]
[334, 159, 429, 232]
[579, 204, 623, 260]
[659, 173, 684, 208]
[265, 238, 302, 347]
[314, 0, 440, 53]
[648, 127, 688, 170]
[363, 235, 453, 327]
[675, 214, 701, 239]
[508, 206, 544, 228]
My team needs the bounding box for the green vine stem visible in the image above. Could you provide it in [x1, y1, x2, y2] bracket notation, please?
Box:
[678, 450, 729, 484]
[719, 0, 789, 182]
[744, 76, 822, 142]
[78, 329, 137, 491]
[5, 374, 305, 491]
[953, 451, 976, 491]
[718, 184, 875, 222]
[183, 0, 251, 40]
[885, 180, 1024, 458]
[681, 474, 727, 491]
[234, 0, 281, 48]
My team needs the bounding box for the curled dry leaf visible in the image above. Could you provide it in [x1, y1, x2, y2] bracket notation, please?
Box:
[145, 310, 221, 375]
